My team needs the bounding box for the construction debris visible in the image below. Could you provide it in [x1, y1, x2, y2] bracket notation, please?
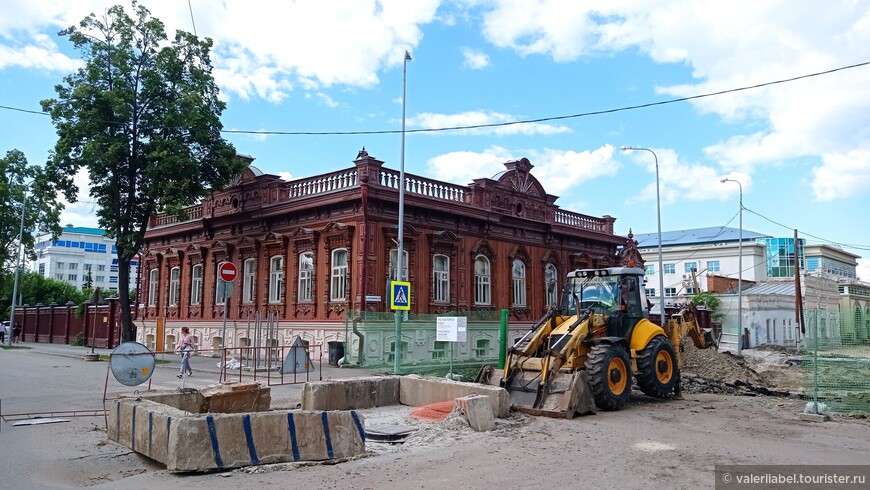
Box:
[679, 342, 802, 397]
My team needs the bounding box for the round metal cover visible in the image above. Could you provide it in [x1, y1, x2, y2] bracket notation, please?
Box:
[110, 341, 156, 386]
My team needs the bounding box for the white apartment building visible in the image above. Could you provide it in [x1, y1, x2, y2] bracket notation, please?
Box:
[30, 226, 139, 294]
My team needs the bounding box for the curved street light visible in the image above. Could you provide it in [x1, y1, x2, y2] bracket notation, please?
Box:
[720, 178, 743, 354]
[620, 146, 665, 319]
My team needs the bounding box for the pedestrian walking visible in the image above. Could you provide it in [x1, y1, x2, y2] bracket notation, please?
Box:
[13, 322, 22, 343]
[176, 326, 195, 378]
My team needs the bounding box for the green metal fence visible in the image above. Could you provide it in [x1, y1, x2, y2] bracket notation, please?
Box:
[342, 309, 507, 375]
[801, 307, 870, 414]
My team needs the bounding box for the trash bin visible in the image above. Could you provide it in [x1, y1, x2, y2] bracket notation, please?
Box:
[327, 341, 345, 367]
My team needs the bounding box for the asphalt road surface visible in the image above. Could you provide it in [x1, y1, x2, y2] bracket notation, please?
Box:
[2, 344, 870, 489]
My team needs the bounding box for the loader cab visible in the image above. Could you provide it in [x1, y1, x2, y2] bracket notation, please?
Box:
[561, 267, 647, 339]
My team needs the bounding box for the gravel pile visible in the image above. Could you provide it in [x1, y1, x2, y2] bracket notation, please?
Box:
[679, 342, 796, 396]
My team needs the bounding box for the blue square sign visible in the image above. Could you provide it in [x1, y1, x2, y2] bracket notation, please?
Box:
[390, 281, 411, 311]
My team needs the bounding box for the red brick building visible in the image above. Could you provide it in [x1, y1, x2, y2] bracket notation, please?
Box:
[137, 149, 640, 356]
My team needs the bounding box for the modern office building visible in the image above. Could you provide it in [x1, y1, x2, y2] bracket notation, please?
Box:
[31, 226, 140, 294]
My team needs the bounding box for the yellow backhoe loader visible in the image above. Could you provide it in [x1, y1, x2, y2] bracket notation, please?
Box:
[476, 266, 715, 418]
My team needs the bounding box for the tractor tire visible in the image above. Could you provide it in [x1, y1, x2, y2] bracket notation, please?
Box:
[636, 335, 678, 398]
[585, 343, 632, 411]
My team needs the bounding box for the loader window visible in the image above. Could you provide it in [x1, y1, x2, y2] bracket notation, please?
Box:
[561, 276, 619, 315]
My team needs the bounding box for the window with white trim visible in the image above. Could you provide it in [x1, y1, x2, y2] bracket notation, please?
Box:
[215, 261, 227, 305]
[148, 269, 158, 306]
[168, 266, 180, 306]
[707, 260, 720, 273]
[298, 252, 314, 302]
[190, 264, 202, 305]
[389, 248, 409, 281]
[512, 259, 526, 306]
[664, 287, 677, 297]
[331, 249, 348, 301]
[545, 263, 558, 307]
[243, 258, 256, 303]
[432, 254, 450, 303]
[269, 256, 284, 303]
[474, 255, 491, 305]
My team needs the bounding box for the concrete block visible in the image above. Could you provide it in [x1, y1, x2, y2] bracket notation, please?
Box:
[454, 395, 495, 432]
[399, 375, 509, 418]
[302, 376, 400, 410]
[201, 383, 271, 413]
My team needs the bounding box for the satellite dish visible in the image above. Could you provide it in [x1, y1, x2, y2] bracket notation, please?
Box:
[110, 341, 156, 386]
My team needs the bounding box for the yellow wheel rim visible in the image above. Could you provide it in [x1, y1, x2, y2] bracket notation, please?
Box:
[655, 350, 674, 384]
[607, 356, 628, 394]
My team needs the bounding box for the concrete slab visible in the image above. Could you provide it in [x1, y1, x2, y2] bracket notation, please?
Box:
[399, 375, 509, 418]
[302, 376, 400, 410]
[799, 412, 831, 422]
[454, 395, 495, 432]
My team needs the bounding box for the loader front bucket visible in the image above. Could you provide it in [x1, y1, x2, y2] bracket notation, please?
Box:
[476, 365, 596, 419]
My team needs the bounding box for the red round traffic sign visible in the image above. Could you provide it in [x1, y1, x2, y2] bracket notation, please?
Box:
[218, 262, 238, 282]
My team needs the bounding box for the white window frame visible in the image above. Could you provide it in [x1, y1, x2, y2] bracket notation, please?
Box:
[148, 269, 158, 306]
[664, 287, 677, 297]
[269, 256, 284, 303]
[474, 255, 491, 305]
[685, 262, 697, 273]
[190, 264, 202, 305]
[215, 261, 229, 305]
[645, 288, 656, 298]
[298, 252, 314, 302]
[432, 254, 450, 303]
[664, 263, 676, 274]
[243, 258, 256, 303]
[389, 248, 409, 282]
[168, 266, 180, 306]
[331, 248, 348, 301]
[545, 263, 558, 307]
[707, 260, 720, 273]
[512, 259, 526, 307]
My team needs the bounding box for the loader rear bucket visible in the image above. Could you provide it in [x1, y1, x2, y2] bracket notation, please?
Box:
[476, 365, 596, 419]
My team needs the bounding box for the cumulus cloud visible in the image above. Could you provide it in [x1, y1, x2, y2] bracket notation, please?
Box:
[461, 47, 489, 69]
[408, 111, 571, 136]
[477, 0, 870, 201]
[276, 171, 294, 181]
[857, 258, 870, 282]
[426, 144, 618, 196]
[811, 149, 870, 201]
[58, 167, 100, 228]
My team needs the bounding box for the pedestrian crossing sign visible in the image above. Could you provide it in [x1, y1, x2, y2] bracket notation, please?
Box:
[390, 281, 411, 311]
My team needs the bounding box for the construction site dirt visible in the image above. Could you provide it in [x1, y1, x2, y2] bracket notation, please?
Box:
[2, 343, 869, 489]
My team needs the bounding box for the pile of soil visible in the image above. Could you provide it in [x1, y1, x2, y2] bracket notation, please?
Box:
[679, 342, 799, 397]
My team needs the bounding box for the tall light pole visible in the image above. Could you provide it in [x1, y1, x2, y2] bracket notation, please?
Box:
[721, 178, 743, 354]
[8, 184, 30, 346]
[394, 50, 411, 375]
[620, 146, 665, 318]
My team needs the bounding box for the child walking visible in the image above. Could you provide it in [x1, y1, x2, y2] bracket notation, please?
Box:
[176, 326, 195, 378]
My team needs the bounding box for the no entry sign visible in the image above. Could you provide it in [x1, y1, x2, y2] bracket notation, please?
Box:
[218, 262, 238, 282]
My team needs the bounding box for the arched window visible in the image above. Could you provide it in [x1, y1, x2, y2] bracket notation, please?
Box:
[545, 263, 558, 307]
[190, 264, 202, 305]
[474, 255, 491, 305]
[148, 269, 159, 306]
[512, 259, 526, 306]
[298, 252, 314, 302]
[433, 254, 450, 303]
[168, 267, 180, 306]
[242, 258, 256, 303]
[269, 256, 284, 303]
[331, 249, 348, 301]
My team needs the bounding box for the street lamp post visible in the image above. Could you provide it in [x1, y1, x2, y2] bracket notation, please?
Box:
[394, 50, 411, 375]
[620, 146, 665, 318]
[720, 178, 743, 354]
[8, 185, 29, 346]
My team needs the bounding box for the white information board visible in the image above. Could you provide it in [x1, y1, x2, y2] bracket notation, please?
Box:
[436, 316, 467, 342]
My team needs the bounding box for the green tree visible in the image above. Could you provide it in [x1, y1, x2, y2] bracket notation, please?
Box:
[40, 2, 244, 341]
[0, 149, 62, 271]
[2, 270, 87, 319]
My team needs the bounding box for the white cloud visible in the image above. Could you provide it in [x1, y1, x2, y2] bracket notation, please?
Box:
[316, 92, 339, 108]
[811, 149, 870, 201]
[622, 148, 752, 206]
[461, 47, 489, 69]
[276, 171, 294, 181]
[478, 0, 870, 200]
[408, 111, 571, 136]
[857, 258, 870, 282]
[426, 144, 618, 195]
[58, 167, 100, 228]
[1, 0, 441, 101]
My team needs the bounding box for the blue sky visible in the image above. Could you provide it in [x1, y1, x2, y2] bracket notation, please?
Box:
[2, 1, 869, 279]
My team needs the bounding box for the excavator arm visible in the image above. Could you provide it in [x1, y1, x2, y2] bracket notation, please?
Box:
[664, 304, 716, 369]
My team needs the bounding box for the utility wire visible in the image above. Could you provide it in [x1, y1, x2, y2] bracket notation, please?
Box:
[2, 60, 869, 135]
[743, 206, 870, 252]
[188, 0, 198, 37]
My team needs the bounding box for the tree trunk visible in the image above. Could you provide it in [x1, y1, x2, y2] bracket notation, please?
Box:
[117, 255, 135, 342]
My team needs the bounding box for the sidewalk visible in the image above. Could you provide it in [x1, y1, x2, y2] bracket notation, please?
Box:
[6, 341, 386, 381]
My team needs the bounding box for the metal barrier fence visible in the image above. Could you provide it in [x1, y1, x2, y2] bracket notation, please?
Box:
[218, 344, 323, 386]
[801, 307, 870, 414]
[343, 309, 506, 373]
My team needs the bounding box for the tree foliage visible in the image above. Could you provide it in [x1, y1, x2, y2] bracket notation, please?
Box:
[690, 291, 722, 311]
[0, 149, 62, 271]
[40, 1, 245, 341]
[1, 270, 87, 319]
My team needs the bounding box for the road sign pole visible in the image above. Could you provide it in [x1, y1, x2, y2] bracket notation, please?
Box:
[221, 279, 228, 352]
